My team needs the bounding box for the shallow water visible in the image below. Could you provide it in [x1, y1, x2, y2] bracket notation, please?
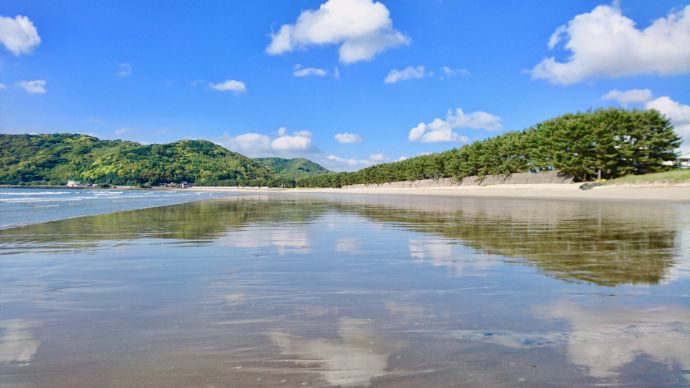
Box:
[0, 188, 235, 229]
[0, 193, 689, 387]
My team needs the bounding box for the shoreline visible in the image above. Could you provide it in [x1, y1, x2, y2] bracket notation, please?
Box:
[3, 183, 690, 203]
[188, 183, 690, 202]
[288, 184, 690, 202]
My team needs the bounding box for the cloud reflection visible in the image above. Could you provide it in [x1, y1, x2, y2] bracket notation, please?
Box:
[453, 301, 690, 379]
[535, 301, 690, 378]
[0, 320, 40, 366]
[219, 227, 310, 255]
[335, 238, 359, 253]
[409, 239, 496, 275]
[270, 318, 391, 387]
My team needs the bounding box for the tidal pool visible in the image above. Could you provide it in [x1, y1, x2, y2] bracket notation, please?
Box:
[0, 194, 689, 387]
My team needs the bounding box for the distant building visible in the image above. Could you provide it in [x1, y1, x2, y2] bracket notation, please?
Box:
[66, 180, 81, 188]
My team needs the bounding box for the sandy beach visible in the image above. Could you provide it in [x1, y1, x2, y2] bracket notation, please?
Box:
[186, 183, 690, 202]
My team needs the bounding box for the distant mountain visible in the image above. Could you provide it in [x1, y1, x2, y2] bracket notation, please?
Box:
[254, 157, 330, 180]
[0, 133, 275, 186]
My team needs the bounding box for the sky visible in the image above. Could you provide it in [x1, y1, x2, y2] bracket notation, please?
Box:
[1, 0, 689, 171]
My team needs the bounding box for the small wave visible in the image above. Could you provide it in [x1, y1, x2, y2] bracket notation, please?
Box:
[0, 191, 69, 196]
[0, 197, 85, 203]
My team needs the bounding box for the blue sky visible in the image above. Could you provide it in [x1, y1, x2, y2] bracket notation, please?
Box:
[1, 0, 689, 170]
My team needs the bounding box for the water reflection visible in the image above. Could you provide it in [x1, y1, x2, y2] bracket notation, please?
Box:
[0, 194, 688, 386]
[0, 194, 686, 286]
[535, 301, 690, 379]
[219, 227, 311, 255]
[0, 320, 40, 366]
[408, 239, 497, 275]
[270, 318, 393, 387]
[332, 196, 683, 286]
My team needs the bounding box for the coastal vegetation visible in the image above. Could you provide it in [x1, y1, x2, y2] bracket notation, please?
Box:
[254, 157, 330, 180]
[605, 169, 690, 185]
[0, 134, 328, 186]
[0, 108, 682, 187]
[296, 108, 682, 187]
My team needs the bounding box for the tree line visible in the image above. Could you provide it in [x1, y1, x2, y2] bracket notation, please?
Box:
[295, 108, 682, 187]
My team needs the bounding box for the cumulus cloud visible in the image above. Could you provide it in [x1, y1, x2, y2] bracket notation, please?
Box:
[293, 64, 328, 77]
[645, 96, 690, 147]
[209, 79, 247, 94]
[531, 4, 690, 84]
[602, 88, 653, 104]
[441, 66, 470, 77]
[271, 128, 313, 151]
[325, 153, 386, 170]
[217, 127, 315, 157]
[116, 63, 132, 77]
[369, 152, 385, 162]
[409, 107, 502, 143]
[334, 132, 362, 144]
[0, 15, 40, 55]
[384, 65, 430, 84]
[17, 80, 46, 95]
[266, 0, 410, 64]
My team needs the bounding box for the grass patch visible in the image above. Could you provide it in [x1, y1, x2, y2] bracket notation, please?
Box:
[605, 169, 690, 185]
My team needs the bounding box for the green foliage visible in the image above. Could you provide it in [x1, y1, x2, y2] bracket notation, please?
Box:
[297, 108, 682, 187]
[80, 140, 272, 185]
[0, 134, 272, 186]
[254, 157, 330, 186]
[605, 169, 690, 185]
[0, 109, 680, 187]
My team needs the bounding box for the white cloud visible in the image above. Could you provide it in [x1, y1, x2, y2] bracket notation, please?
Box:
[384, 65, 430, 84]
[409, 107, 502, 143]
[441, 66, 470, 77]
[266, 0, 410, 64]
[327, 154, 371, 167]
[645, 96, 690, 147]
[369, 152, 385, 162]
[217, 132, 271, 156]
[0, 83, 6, 90]
[209, 79, 247, 94]
[17, 80, 46, 95]
[271, 129, 312, 151]
[531, 4, 690, 84]
[602, 88, 653, 104]
[114, 127, 133, 136]
[293, 64, 328, 77]
[326, 152, 385, 168]
[0, 15, 40, 55]
[116, 63, 132, 77]
[334, 132, 362, 144]
[217, 127, 315, 157]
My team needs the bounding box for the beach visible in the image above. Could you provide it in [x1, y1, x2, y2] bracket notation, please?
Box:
[183, 183, 690, 202]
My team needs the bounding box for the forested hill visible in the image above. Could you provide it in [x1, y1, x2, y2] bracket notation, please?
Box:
[0, 134, 322, 186]
[296, 108, 682, 187]
[254, 157, 330, 179]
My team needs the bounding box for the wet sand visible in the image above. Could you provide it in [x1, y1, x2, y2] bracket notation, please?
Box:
[1, 194, 689, 386]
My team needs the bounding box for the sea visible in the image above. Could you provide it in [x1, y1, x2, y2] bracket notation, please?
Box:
[0, 189, 689, 386]
[0, 188, 235, 229]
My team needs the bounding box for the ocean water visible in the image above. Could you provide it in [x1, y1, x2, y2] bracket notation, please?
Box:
[0, 193, 689, 387]
[0, 188, 235, 229]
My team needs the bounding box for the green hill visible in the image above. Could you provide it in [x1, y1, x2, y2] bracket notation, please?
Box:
[0, 133, 273, 186]
[254, 157, 330, 180]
